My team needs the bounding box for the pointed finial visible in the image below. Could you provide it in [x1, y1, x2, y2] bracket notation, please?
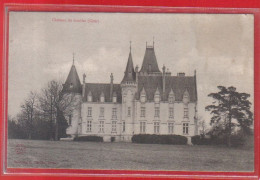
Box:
[194, 69, 197, 76]
[153, 36, 154, 47]
[73, 52, 75, 65]
[130, 41, 132, 52]
[146, 41, 147, 48]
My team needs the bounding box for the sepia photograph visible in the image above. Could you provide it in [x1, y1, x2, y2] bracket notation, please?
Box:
[6, 11, 254, 172]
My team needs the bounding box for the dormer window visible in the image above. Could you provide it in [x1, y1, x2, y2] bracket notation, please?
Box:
[154, 87, 160, 103]
[140, 87, 146, 103]
[183, 89, 190, 104]
[113, 92, 117, 103]
[168, 89, 175, 103]
[87, 91, 92, 102]
[100, 92, 105, 102]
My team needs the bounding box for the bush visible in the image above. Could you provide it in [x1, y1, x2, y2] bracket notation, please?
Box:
[230, 134, 246, 147]
[191, 135, 211, 145]
[132, 134, 187, 145]
[74, 136, 103, 142]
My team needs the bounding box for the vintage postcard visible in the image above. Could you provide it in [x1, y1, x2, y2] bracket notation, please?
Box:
[5, 10, 254, 174]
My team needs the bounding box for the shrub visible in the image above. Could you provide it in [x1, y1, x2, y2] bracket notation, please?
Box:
[74, 136, 103, 142]
[191, 135, 211, 145]
[230, 134, 246, 147]
[132, 134, 187, 145]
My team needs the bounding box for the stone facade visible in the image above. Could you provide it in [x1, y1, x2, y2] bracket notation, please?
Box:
[63, 43, 198, 142]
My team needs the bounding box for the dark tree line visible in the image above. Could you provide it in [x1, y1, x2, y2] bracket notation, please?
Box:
[8, 80, 76, 140]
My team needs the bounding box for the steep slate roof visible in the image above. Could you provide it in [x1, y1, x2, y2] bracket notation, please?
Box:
[121, 51, 136, 83]
[139, 47, 161, 74]
[63, 65, 82, 94]
[136, 75, 197, 102]
[83, 83, 122, 103]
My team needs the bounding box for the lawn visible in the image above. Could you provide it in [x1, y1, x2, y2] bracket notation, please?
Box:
[7, 139, 254, 171]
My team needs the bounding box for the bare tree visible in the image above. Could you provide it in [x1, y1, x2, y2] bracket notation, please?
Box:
[38, 80, 77, 140]
[198, 116, 207, 135]
[20, 91, 37, 139]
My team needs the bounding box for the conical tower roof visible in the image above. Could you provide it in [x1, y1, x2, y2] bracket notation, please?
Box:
[139, 45, 161, 74]
[121, 48, 136, 83]
[63, 64, 82, 93]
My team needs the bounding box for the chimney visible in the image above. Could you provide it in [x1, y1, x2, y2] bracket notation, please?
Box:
[110, 73, 114, 101]
[82, 73, 86, 97]
[177, 72, 185, 77]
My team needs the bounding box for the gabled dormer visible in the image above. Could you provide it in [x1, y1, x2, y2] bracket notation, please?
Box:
[113, 92, 117, 103]
[87, 91, 92, 102]
[154, 86, 160, 103]
[140, 86, 146, 103]
[168, 88, 175, 103]
[183, 89, 190, 104]
[100, 92, 105, 102]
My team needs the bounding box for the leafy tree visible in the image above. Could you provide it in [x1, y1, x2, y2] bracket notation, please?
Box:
[205, 86, 253, 146]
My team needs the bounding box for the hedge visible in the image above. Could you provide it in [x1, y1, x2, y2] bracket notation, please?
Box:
[74, 136, 103, 142]
[191, 135, 211, 145]
[191, 134, 246, 147]
[132, 134, 187, 145]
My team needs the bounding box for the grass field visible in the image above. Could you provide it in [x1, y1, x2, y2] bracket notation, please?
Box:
[7, 139, 254, 171]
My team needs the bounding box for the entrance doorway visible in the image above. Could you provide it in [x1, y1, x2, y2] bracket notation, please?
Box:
[111, 137, 115, 142]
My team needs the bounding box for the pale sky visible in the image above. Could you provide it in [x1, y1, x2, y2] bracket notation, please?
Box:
[8, 12, 254, 126]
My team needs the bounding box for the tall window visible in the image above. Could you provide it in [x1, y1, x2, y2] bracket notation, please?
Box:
[184, 107, 189, 118]
[169, 107, 174, 119]
[140, 107, 145, 117]
[87, 107, 92, 117]
[128, 107, 131, 117]
[155, 107, 160, 117]
[112, 121, 117, 132]
[99, 121, 104, 133]
[140, 122, 146, 133]
[99, 107, 104, 117]
[112, 108, 117, 119]
[68, 115, 72, 125]
[87, 120, 92, 132]
[168, 123, 174, 134]
[183, 123, 189, 135]
[154, 122, 160, 134]
[122, 121, 125, 132]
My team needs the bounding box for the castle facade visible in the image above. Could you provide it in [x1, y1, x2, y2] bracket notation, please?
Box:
[63, 43, 198, 142]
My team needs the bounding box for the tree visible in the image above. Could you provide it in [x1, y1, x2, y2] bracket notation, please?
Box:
[38, 80, 76, 140]
[20, 91, 37, 139]
[205, 86, 253, 146]
[198, 116, 208, 135]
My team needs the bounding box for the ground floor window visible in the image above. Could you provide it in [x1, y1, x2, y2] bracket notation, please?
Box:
[140, 122, 146, 133]
[168, 123, 174, 134]
[99, 121, 104, 133]
[154, 122, 160, 134]
[183, 123, 189, 135]
[87, 120, 92, 132]
[112, 121, 117, 133]
[122, 121, 125, 132]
